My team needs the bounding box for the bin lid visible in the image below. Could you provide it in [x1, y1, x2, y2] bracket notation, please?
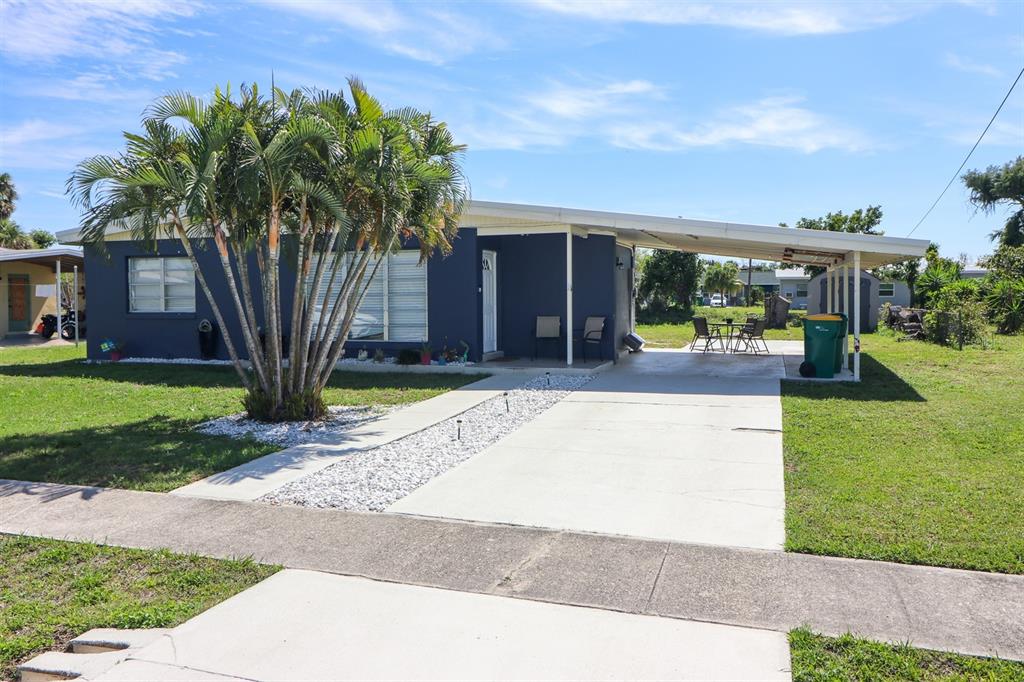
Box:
[805, 314, 842, 321]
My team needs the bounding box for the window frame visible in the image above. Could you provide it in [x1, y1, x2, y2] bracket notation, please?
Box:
[795, 283, 808, 298]
[878, 281, 896, 298]
[128, 256, 196, 314]
[306, 250, 428, 343]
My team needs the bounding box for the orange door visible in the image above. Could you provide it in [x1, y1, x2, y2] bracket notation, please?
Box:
[7, 274, 30, 332]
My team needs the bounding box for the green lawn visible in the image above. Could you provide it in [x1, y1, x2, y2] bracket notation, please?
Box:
[0, 535, 278, 680]
[790, 629, 1024, 681]
[0, 344, 477, 492]
[638, 305, 805, 347]
[783, 332, 1024, 574]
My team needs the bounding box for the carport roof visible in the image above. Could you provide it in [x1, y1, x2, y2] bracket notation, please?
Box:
[0, 246, 83, 270]
[465, 201, 929, 269]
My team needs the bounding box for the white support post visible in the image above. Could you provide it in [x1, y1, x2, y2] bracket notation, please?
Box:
[842, 261, 849, 367]
[73, 264, 80, 346]
[827, 267, 834, 313]
[853, 251, 862, 381]
[56, 258, 62, 342]
[565, 230, 573, 366]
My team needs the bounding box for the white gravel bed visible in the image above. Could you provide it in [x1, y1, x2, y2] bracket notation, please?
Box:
[88, 357, 235, 365]
[197, 405, 394, 447]
[259, 373, 592, 511]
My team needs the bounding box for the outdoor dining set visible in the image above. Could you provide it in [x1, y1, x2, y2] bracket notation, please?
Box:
[688, 316, 770, 354]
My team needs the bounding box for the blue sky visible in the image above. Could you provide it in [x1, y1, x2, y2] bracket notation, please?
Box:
[1, 0, 1022, 261]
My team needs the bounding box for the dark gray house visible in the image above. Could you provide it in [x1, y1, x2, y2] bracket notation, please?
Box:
[58, 200, 928, 378]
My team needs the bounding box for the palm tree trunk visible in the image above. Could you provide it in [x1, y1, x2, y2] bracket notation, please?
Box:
[212, 226, 271, 394]
[307, 247, 372, 389]
[294, 221, 343, 396]
[264, 207, 284, 411]
[286, 199, 313, 394]
[171, 218, 252, 391]
[314, 248, 388, 393]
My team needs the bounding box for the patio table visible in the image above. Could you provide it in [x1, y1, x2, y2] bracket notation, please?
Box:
[709, 321, 742, 352]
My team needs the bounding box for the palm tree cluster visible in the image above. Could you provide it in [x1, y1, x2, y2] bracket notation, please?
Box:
[68, 80, 468, 421]
[703, 261, 741, 304]
[0, 172, 56, 249]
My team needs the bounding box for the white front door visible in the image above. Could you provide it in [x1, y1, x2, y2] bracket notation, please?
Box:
[482, 250, 498, 354]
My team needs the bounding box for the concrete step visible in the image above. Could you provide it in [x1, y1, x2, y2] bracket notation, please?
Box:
[18, 629, 168, 681]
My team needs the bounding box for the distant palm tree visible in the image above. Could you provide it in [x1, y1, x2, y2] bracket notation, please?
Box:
[703, 261, 741, 305]
[0, 173, 17, 221]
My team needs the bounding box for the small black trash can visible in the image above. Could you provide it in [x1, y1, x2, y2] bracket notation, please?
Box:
[198, 319, 218, 359]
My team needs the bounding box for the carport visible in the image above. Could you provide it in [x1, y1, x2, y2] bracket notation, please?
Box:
[467, 201, 930, 380]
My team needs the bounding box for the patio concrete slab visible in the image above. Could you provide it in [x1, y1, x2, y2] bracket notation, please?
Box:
[389, 351, 785, 550]
[3, 480, 1023, 660]
[93, 570, 791, 681]
[170, 374, 526, 502]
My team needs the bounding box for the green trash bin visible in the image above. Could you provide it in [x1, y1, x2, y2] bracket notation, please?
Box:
[833, 312, 848, 374]
[803, 314, 844, 378]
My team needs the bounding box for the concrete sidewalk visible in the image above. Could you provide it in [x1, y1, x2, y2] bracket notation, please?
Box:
[171, 373, 527, 501]
[86, 570, 790, 681]
[3, 479, 1022, 662]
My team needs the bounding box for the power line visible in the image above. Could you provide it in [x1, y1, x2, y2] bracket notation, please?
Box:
[907, 64, 1024, 237]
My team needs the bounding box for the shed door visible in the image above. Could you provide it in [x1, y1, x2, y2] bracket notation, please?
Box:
[481, 250, 497, 353]
[7, 274, 30, 332]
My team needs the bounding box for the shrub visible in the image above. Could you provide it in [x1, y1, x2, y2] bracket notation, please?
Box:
[986, 278, 1024, 334]
[243, 389, 327, 421]
[924, 284, 988, 347]
[396, 348, 421, 365]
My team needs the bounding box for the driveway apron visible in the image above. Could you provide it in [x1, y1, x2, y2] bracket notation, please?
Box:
[389, 350, 786, 550]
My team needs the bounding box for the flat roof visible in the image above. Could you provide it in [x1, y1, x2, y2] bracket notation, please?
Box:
[465, 201, 929, 269]
[0, 246, 84, 269]
[56, 199, 929, 269]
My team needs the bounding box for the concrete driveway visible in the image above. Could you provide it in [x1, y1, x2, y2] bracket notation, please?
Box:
[389, 350, 786, 550]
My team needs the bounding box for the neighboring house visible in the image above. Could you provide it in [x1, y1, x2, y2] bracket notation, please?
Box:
[56, 201, 926, 366]
[807, 269, 910, 332]
[961, 265, 989, 280]
[776, 269, 811, 310]
[737, 269, 779, 302]
[0, 247, 84, 339]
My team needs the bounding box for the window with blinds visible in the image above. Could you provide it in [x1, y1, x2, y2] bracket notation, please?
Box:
[128, 257, 195, 312]
[305, 251, 427, 341]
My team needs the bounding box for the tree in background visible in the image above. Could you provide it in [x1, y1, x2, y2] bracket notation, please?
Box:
[0, 172, 17, 220]
[636, 250, 704, 321]
[962, 156, 1024, 247]
[780, 206, 884, 277]
[703, 260, 741, 305]
[69, 81, 467, 422]
[0, 173, 57, 249]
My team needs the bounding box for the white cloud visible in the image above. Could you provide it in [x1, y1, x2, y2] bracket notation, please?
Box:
[527, 80, 660, 119]
[943, 52, 1002, 78]
[255, 0, 502, 64]
[0, 0, 196, 80]
[456, 75, 868, 154]
[0, 119, 101, 171]
[609, 97, 871, 153]
[525, 1, 929, 35]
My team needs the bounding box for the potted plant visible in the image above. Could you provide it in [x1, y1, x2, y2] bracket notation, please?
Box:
[357, 346, 369, 361]
[373, 348, 385, 363]
[100, 338, 124, 362]
[420, 342, 432, 365]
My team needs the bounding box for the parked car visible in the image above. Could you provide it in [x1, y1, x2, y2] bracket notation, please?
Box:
[709, 293, 725, 307]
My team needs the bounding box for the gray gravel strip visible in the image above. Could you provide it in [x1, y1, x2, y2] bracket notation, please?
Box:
[260, 374, 592, 511]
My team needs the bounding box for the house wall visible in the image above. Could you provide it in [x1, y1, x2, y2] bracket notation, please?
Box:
[777, 277, 810, 310]
[1, 261, 83, 337]
[83, 231, 480, 361]
[613, 244, 633, 357]
[473, 232, 618, 361]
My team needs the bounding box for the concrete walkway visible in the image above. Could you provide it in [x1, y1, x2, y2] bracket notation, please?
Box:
[85, 570, 789, 681]
[3, 480, 1022, 662]
[171, 374, 528, 501]
[390, 350, 786, 550]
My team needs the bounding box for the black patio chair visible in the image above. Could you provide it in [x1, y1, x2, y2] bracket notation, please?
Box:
[689, 316, 723, 354]
[733, 318, 769, 354]
[533, 316, 562, 360]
